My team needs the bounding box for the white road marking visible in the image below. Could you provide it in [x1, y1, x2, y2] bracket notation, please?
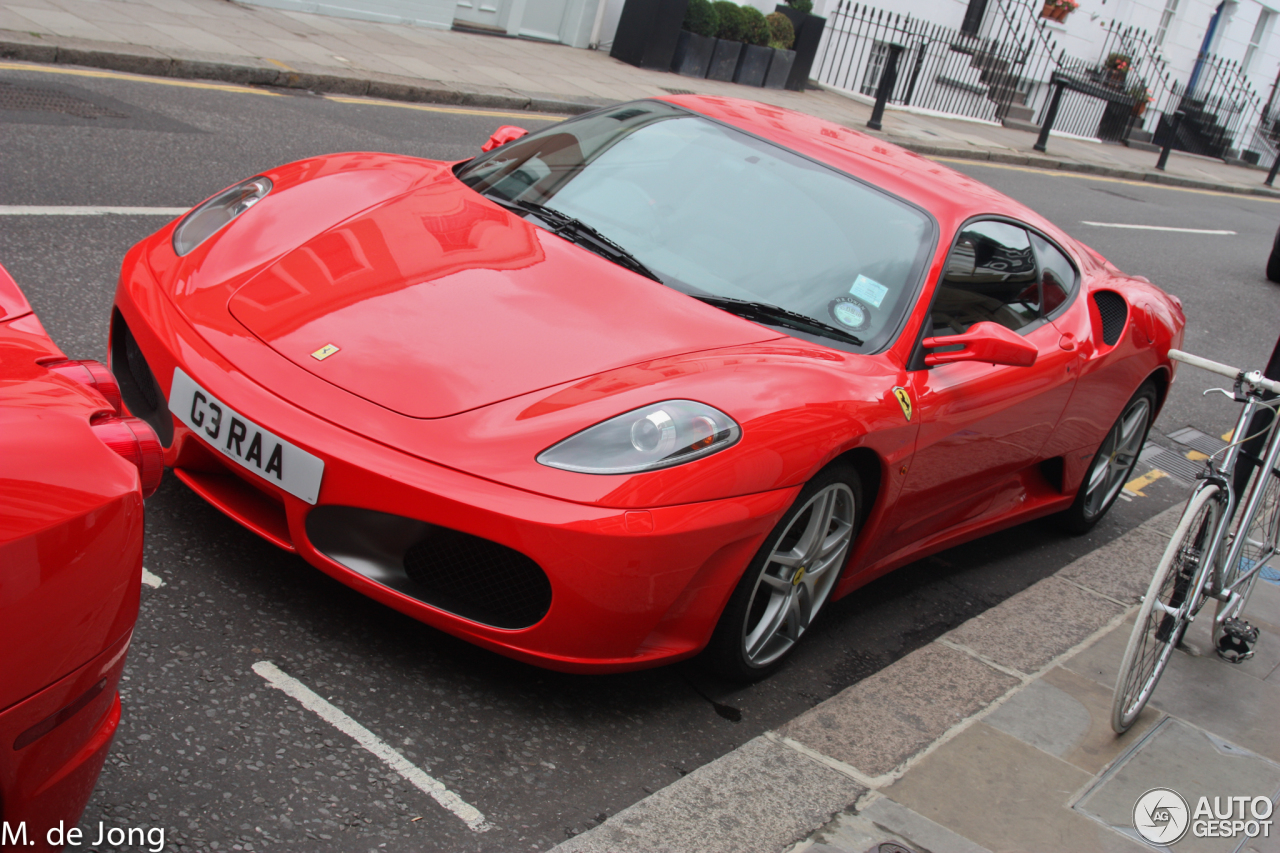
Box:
[1080, 221, 1237, 235]
[141, 568, 164, 588]
[0, 206, 188, 216]
[251, 661, 491, 832]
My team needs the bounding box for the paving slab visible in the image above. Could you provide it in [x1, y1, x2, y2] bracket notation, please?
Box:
[884, 722, 1148, 853]
[984, 665, 1162, 776]
[778, 642, 1019, 778]
[947, 575, 1126, 675]
[1074, 717, 1280, 853]
[796, 796, 993, 853]
[552, 736, 865, 853]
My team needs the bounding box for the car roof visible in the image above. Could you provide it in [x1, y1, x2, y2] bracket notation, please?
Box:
[656, 95, 1059, 239]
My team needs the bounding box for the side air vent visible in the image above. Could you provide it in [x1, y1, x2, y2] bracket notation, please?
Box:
[110, 310, 174, 446]
[1092, 290, 1127, 347]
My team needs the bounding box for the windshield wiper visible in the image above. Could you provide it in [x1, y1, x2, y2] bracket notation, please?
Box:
[694, 296, 865, 346]
[486, 196, 662, 284]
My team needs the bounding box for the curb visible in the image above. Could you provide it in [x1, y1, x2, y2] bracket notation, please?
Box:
[0, 36, 603, 116]
[549, 504, 1184, 853]
[5, 34, 1280, 198]
[877, 138, 1280, 199]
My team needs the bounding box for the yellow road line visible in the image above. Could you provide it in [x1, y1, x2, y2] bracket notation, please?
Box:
[1186, 449, 1210, 461]
[932, 156, 1280, 204]
[0, 60, 279, 95]
[265, 57, 297, 72]
[325, 95, 565, 121]
[1125, 468, 1168, 496]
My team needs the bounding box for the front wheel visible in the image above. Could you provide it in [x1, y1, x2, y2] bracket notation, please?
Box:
[702, 464, 862, 681]
[1061, 380, 1157, 535]
[1112, 486, 1222, 733]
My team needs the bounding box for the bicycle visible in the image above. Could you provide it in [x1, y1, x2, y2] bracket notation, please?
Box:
[1111, 348, 1280, 734]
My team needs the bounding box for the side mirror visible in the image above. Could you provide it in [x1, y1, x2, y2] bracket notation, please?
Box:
[922, 321, 1038, 368]
[482, 125, 529, 152]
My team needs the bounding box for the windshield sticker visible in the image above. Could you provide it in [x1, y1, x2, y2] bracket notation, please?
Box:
[849, 274, 888, 308]
[828, 297, 871, 332]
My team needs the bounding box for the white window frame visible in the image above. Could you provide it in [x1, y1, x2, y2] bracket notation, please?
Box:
[1156, 0, 1180, 45]
[1244, 9, 1273, 73]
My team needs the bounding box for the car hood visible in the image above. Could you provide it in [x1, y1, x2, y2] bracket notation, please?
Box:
[228, 178, 779, 419]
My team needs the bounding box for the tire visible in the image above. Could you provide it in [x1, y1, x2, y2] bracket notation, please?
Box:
[1061, 380, 1158, 535]
[702, 463, 862, 681]
[1215, 467, 1280, 631]
[1267, 226, 1280, 283]
[1112, 486, 1222, 733]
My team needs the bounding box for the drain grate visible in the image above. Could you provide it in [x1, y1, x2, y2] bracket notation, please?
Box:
[1140, 446, 1205, 482]
[660, 87, 697, 95]
[1168, 426, 1228, 458]
[0, 82, 127, 118]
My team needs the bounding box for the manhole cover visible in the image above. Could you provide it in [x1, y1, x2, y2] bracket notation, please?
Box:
[660, 87, 696, 95]
[876, 843, 916, 853]
[0, 82, 127, 118]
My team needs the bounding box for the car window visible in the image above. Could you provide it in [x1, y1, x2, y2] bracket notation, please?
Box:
[457, 102, 935, 353]
[930, 220, 1041, 337]
[1030, 232, 1077, 317]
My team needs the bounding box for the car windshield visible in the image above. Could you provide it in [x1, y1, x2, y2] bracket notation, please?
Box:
[457, 101, 934, 352]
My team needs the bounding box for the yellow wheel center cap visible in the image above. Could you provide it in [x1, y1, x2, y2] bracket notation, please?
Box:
[792, 566, 806, 586]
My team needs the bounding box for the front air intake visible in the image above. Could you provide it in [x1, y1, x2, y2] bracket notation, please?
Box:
[1092, 291, 1127, 347]
[404, 530, 552, 629]
[110, 310, 174, 446]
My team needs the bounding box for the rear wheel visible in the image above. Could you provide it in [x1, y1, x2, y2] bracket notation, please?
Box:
[703, 464, 861, 681]
[1267, 226, 1280, 283]
[1062, 380, 1157, 534]
[1113, 486, 1222, 733]
[1215, 468, 1280, 630]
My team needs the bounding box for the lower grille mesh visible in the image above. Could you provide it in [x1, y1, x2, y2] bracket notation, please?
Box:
[403, 529, 552, 629]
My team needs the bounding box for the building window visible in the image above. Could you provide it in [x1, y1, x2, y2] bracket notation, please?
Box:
[1155, 0, 1180, 45]
[1244, 9, 1273, 73]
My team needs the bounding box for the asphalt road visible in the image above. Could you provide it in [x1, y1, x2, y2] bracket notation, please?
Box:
[0, 63, 1251, 852]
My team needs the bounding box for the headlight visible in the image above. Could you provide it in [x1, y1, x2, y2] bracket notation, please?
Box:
[172, 177, 272, 256]
[537, 401, 741, 474]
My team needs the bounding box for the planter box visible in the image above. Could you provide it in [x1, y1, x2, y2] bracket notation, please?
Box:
[734, 43, 773, 87]
[775, 5, 825, 91]
[671, 29, 715, 78]
[764, 48, 795, 89]
[611, 0, 691, 71]
[706, 38, 742, 82]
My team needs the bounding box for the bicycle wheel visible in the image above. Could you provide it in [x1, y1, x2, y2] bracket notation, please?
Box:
[1112, 486, 1223, 733]
[1216, 468, 1280, 628]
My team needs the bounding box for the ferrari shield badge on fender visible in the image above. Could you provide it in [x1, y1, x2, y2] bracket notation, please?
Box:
[311, 344, 340, 361]
[893, 387, 912, 422]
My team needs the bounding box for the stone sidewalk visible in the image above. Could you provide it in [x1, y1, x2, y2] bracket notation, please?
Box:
[4, 0, 1280, 198]
[553, 503, 1280, 853]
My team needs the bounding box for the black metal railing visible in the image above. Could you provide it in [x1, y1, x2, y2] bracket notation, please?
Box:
[816, 0, 1277, 163]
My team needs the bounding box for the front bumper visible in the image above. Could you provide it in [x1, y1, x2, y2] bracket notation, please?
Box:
[113, 273, 798, 673]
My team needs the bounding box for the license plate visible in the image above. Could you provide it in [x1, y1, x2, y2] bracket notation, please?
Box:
[169, 368, 324, 504]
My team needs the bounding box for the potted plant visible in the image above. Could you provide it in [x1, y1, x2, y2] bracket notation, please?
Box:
[1104, 52, 1130, 88]
[734, 5, 774, 86]
[707, 0, 745, 82]
[763, 11, 796, 89]
[1039, 0, 1077, 22]
[672, 0, 720, 78]
[773, 0, 825, 91]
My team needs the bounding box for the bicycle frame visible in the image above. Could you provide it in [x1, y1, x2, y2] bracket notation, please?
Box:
[1175, 383, 1280, 630]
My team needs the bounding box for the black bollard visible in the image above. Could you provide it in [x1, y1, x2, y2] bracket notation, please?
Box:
[866, 44, 905, 132]
[1155, 111, 1185, 171]
[1033, 82, 1065, 153]
[1267, 151, 1280, 186]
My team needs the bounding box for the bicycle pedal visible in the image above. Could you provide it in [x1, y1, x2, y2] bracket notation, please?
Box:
[1216, 618, 1259, 664]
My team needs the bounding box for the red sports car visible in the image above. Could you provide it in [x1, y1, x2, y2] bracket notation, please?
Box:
[0, 263, 161, 848]
[111, 96, 1183, 679]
